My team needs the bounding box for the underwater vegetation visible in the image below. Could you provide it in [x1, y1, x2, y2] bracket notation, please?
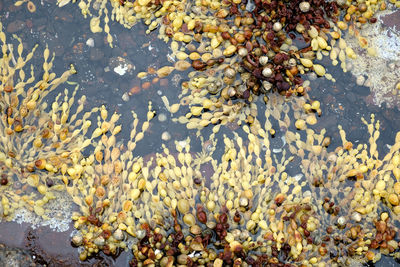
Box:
[3, 0, 400, 266]
[52, 0, 386, 133]
[66, 105, 400, 266]
[18, 0, 396, 132]
[0, 21, 85, 220]
[66, 102, 156, 259]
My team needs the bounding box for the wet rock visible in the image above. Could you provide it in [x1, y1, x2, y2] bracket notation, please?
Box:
[90, 48, 104, 61]
[109, 57, 135, 76]
[382, 107, 400, 128]
[62, 53, 75, 63]
[54, 10, 75, 23]
[25, 19, 33, 29]
[118, 33, 136, 52]
[314, 114, 338, 132]
[52, 45, 65, 57]
[0, 244, 35, 267]
[346, 92, 356, 103]
[6, 20, 25, 33]
[93, 34, 105, 48]
[34, 18, 48, 28]
[381, 10, 400, 31]
[111, 47, 125, 57]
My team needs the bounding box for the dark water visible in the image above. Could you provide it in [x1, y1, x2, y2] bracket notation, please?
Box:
[0, 0, 400, 266]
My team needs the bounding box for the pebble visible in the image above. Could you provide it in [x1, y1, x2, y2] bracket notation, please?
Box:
[299, 1, 310, 12]
[262, 67, 273, 77]
[262, 81, 272, 91]
[94, 236, 105, 247]
[356, 75, 365, 86]
[122, 92, 130, 102]
[273, 22, 282, 32]
[113, 229, 124, 240]
[109, 57, 135, 75]
[239, 197, 249, 207]
[161, 131, 171, 141]
[376, 180, 386, 192]
[238, 48, 248, 57]
[72, 235, 83, 246]
[114, 65, 128, 76]
[314, 64, 326, 76]
[388, 62, 396, 70]
[337, 216, 346, 228]
[136, 230, 146, 239]
[259, 56, 269, 66]
[86, 38, 95, 47]
[351, 212, 362, 222]
[190, 241, 204, 251]
[158, 113, 167, 122]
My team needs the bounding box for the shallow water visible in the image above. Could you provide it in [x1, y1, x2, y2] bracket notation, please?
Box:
[0, 0, 400, 266]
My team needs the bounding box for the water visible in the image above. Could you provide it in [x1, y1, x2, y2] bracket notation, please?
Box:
[0, 0, 400, 266]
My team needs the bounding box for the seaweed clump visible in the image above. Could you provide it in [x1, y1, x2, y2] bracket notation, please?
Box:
[50, 0, 397, 133]
[287, 114, 400, 264]
[67, 102, 156, 260]
[64, 109, 400, 266]
[0, 23, 103, 222]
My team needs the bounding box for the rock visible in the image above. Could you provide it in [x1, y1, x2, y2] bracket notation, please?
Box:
[109, 57, 135, 75]
[90, 48, 104, 61]
[381, 10, 400, 31]
[86, 38, 94, 47]
[6, 20, 25, 33]
[52, 45, 65, 57]
[71, 235, 83, 246]
[314, 114, 337, 132]
[136, 229, 146, 239]
[0, 245, 36, 266]
[346, 92, 356, 103]
[113, 229, 124, 241]
[93, 236, 105, 247]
